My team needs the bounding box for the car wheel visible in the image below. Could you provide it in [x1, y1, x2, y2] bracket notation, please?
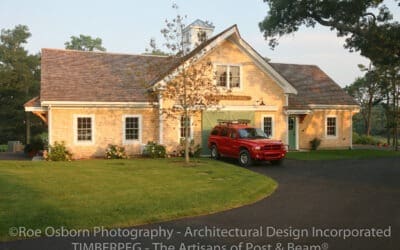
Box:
[271, 159, 283, 166]
[239, 149, 252, 167]
[210, 145, 220, 160]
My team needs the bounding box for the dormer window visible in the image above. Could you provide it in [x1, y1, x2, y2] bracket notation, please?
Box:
[216, 65, 241, 89]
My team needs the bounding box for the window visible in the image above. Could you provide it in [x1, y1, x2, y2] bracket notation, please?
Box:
[216, 65, 241, 89]
[74, 115, 95, 144]
[123, 115, 141, 144]
[262, 116, 273, 138]
[326, 116, 337, 137]
[180, 116, 192, 139]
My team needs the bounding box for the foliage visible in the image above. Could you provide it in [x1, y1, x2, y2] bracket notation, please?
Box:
[45, 141, 72, 161]
[309, 138, 321, 150]
[353, 132, 383, 145]
[0, 158, 276, 241]
[142, 141, 166, 158]
[23, 133, 46, 154]
[177, 139, 202, 158]
[148, 4, 220, 164]
[64, 34, 106, 51]
[0, 145, 6, 152]
[105, 144, 128, 159]
[143, 38, 170, 56]
[345, 65, 382, 136]
[259, 0, 400, 67]
[0, 25, 44, 143]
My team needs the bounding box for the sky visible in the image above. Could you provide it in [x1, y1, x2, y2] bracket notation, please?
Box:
[1, 0, 399, 87]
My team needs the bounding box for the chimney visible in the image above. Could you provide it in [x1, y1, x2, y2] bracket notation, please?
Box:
[182, 19, 215, 54]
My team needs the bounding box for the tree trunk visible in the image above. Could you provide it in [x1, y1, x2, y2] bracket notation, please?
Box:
[366, 100, 373, 136]
[26, 112, 31, 144]
[184, 110, 190, 164]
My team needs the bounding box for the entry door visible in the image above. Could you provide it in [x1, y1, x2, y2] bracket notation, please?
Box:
[288, 116, 296, 150]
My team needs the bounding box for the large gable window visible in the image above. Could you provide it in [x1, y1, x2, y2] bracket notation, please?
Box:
[326, 116, 337, 138]
[216, 65, 241, 89]
[123, 115, 142, 144]
[74, 115, 95, 144]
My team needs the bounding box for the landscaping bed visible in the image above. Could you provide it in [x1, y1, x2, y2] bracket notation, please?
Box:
[0, 158, 276, 241]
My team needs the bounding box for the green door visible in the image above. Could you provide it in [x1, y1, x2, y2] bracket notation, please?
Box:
[288, 116, 296, 150]
[201, 111, 255, 155]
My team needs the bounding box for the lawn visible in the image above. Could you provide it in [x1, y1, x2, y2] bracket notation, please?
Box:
[0, 158, 276, 241]
[286, 149, 400, 160]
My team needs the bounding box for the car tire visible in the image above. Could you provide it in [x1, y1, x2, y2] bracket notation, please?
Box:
[271, 159, 283, 166]
[239, 149, 252, 167]
[210, 145, 220, 160]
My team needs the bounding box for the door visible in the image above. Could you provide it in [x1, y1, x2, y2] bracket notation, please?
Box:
[288, 116, 296, 150]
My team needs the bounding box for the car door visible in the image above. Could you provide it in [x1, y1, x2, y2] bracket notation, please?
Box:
[218, 127, 230, 155]
[225, 128, 240, 157]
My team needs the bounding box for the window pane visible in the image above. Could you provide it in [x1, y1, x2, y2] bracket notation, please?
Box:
[230, 66, 240, 88]
[263, 117, 272, 137]
[125, 117, 139, 140]
[77, 117, 92, 141]
[327, 117, 336, 136]
[216, 66, 227, 87]
[180, 116, 190, 138]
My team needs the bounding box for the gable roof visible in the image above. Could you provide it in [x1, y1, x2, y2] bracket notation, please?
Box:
[151, 25, 298, 94]
[184, 19, 215, 30]
[270, 63, 359, 109]
[40, 49, 174, 103]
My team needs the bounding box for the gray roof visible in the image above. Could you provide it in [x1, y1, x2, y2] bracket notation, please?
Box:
[270, 63, 358, 109]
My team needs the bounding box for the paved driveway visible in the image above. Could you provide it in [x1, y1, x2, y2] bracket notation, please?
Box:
[2, 157, 399, 250]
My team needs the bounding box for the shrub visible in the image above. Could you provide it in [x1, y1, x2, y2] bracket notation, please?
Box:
[46, 141, 72, 161]
[353, 133, 380, 145]
[105, 144, 128, 159]
[142, 141, 166, 158]
[309, 137, 321, 150]
[24, 134, 47, 156]
[177, 139, 202, 158]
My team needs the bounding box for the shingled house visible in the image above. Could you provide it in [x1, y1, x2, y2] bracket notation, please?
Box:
[25, 21, 359, 158]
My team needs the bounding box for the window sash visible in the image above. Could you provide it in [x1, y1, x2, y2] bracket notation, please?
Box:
[327, 117, 336, 136]
[77, 117, 92, 141]
[263, 117, 273, 137]
[216, 65, 240, 89]
[125, 117, 139, 140]
[180, 116, 191, 138]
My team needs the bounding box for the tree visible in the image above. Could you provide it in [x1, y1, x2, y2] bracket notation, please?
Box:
[345, 65, 382, 136]
[149, 5, 220, 163]
[64, 34, 106, 51]
[143, 38, 170, 56]
[0, 25, 42, 144]
[259, 0, 400, 67]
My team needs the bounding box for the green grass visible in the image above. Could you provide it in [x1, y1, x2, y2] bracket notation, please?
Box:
[286, 149, 400, 160]
[0, 158, 276, 241]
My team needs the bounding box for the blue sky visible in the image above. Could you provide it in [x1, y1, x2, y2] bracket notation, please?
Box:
[1, 0, 399, 86]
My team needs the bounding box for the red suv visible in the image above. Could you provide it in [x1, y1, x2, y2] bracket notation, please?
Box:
[207, 120, 287, 167]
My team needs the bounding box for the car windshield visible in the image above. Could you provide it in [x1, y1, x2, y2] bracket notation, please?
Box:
[238, 128, 268, 139]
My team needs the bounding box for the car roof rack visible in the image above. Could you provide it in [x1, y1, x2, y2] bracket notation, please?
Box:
[217, 119, 251, 126]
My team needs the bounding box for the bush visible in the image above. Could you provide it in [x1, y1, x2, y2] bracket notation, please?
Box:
[46, 141, 72, 161]
[24, 133, 47, 155]
[353, 133, 380, 145]
[309, 137, 321, 150]
[142, 141, 166, 158]
[105, 144, 128, 159]
[177, 139, 202, 158]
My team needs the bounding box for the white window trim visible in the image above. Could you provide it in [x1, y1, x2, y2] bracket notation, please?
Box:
[178, 115, 194, 142]
[325, 115, 338, 139]
[73, 114, 95, 145]
[261, 115, 275, 139]
[214, 63, 243, 91]
[122, 115, 142, 145]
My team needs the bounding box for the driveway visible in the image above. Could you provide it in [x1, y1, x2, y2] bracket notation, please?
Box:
[1, 157, 399, 250]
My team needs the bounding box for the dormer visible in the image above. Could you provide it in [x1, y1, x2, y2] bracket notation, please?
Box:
[183, 19, 215, 54]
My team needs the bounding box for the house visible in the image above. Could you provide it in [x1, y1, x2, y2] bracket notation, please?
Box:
[25, 20, 359, 159]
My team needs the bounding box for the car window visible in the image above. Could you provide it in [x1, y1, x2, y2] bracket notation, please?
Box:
[238, 128, 267, 139]
[211, 129, 219, 135]
[230, 129, 237, 139]
[220, 128, 229, 137]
